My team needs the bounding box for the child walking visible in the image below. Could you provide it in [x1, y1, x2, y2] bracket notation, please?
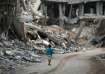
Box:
[46, 45, 54, 65]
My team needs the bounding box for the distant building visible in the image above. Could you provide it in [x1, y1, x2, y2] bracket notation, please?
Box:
[41, 0, 105, 26]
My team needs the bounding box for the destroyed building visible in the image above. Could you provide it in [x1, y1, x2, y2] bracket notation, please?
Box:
[0, 0, 27, 41]
[42, 0, 105, 26]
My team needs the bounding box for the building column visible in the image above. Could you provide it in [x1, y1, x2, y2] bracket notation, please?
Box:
[96, 2, 103, 15]
[59, 3, 64, 27]
[79, 3, 84, 16]
[103, 2, 105, 15]
[69, 4, 72, 19]
[42, 2, 47, 16]
[41, 1, 47, 25]
[62, 4, 66, 16]
[40, 2, 44, 14]
[90, 8, 94, 14]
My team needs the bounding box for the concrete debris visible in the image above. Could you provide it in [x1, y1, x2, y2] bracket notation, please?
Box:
[21, 11, 33, 23]
[0, 39, 42, 66]
[94, 54, 105, 66]
[0, 55, 17, 74]
[68, 17, 79, 24]
[96, 54, 105, 59]
[42, 40, 50, 46]
[24, 22, 89, 54]
[91, 35, 105, 47]
[0, 40, 42, 73]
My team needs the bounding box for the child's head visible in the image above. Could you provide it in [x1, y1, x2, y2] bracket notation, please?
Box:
[48, 45, 51, 48]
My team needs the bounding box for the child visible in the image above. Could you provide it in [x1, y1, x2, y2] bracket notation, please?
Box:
[46, 45, 54, 65]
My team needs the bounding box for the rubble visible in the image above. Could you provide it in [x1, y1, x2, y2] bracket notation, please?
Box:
[0, 38, 42, 65]
[0, 58, 17, 74]
[0, 0, 102, 73]
[94, 54, 105, 66]
[0, 12, 95, 73]
[90, 35, 105, 47]
[0, 38, 43, 73]
[90, 18, 105, 47]
[25, 23, 86, 54]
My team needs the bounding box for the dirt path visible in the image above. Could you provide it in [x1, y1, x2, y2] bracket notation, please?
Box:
[42, 48, 105, 74]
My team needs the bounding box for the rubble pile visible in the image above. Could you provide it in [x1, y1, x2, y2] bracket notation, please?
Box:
[0, 39, 41, 63]
[42, 26, 70, 45]
[90, 18, 105, 47]
[25, 23, 86, 54]
[0, 35, 43, 73]
[0, 24, 84, 73]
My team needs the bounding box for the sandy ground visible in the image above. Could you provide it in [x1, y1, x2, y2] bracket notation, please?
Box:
[16, 48, 105, 74]
[41, 48, 105, 74]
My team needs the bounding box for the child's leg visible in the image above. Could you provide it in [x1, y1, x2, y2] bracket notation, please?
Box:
[48, 55, 52, 65]
[48, 59, 51, 65]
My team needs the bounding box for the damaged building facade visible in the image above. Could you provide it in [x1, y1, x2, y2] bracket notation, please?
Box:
[41, 0, 105, 26]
